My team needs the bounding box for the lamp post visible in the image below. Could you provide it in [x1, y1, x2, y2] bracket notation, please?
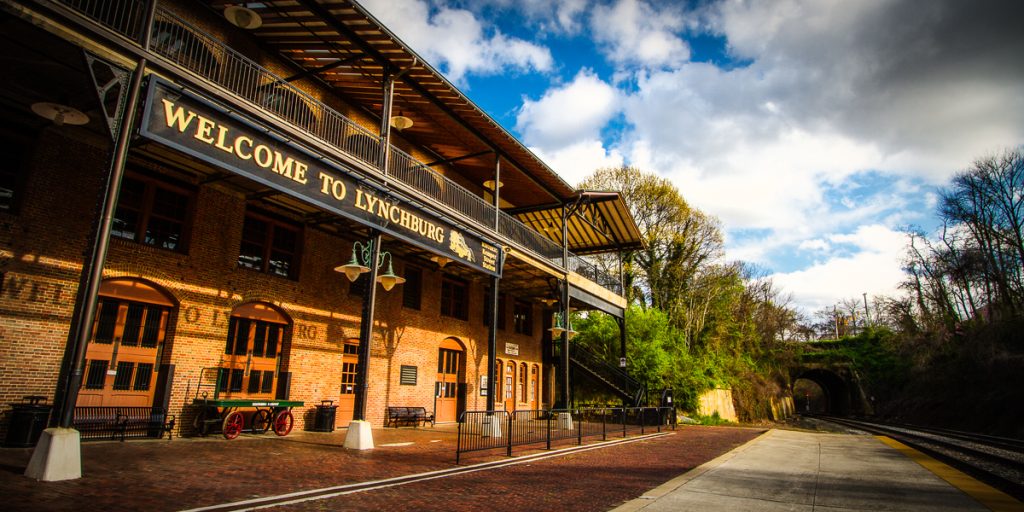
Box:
[333, 232, 404, 450]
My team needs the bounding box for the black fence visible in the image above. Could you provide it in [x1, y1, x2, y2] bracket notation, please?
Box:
[456, 407, 675, 463]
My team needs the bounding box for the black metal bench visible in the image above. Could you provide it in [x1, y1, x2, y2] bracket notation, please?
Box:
[73, 406, 175, 441]
[385, 406, 434, 428]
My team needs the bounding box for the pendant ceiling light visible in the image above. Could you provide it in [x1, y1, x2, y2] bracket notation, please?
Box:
[31, 102, 89, 126]
[390, 112, 414, 131]
[225, 5, 263, 30]
[430, 255, 452, 268]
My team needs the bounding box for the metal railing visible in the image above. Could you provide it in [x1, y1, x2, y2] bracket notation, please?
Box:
[389, 148, 497, 228]
[55, 0, 147, 40]
[570, 344, 646, 406]
[569, 254, 622, 295]
[498, 211, 564, 261]
[55, 0, 623, 295]
[456, 406, 675, 463]
[149, 8, 384, 169]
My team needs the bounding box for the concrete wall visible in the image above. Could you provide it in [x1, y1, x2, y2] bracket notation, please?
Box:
[770, 395, 796, 420]
[697, 388, 738, 422]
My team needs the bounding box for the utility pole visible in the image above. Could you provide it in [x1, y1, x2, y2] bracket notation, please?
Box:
[862, 293, 871, 327]
[833, 305, 839, 339]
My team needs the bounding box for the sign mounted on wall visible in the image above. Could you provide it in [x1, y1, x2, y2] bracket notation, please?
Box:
[504, 343, 519, 356]
[139, 77, 501, 277]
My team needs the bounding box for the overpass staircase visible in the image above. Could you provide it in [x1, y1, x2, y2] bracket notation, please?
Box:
[570, 344, 647, 407]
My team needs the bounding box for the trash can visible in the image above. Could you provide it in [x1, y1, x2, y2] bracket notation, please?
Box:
[312, 400, 337, 432]
[4, 396, 52, 448]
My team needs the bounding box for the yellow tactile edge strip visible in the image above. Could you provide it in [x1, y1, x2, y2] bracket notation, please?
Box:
[876, 435, 1024, 512]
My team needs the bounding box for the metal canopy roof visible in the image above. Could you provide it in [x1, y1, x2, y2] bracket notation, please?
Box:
[205, 0, 578, 210]
[513, 192, 644, 255]
[199, 0, 645, 257]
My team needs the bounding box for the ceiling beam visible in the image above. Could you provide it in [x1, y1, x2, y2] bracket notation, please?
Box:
[283, 52, 364, 82]
[423, 149, 492, 167]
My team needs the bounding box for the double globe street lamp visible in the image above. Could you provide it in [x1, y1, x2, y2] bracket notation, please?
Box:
[335, 239, 406, 291]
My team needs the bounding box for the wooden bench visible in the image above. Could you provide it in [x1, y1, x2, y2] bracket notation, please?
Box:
[385, 406, 434, 428]
[73, 406, 175, 441]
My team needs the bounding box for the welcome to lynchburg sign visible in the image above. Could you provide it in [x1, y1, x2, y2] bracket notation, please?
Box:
[139, 77, 501, 277]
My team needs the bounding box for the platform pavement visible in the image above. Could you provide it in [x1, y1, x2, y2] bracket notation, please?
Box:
[613, 428, 1023, 512]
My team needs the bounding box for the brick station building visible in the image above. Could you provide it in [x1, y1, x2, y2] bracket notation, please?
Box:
[0, 0, 642, 440]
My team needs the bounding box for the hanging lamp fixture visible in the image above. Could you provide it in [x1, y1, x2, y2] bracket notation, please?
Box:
[224, 4, 263, 29]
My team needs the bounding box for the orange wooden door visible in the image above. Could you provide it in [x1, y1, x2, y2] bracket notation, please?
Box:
[337, 341, 358, 427]
[529, 365, 539, 410]
[220, 303, 285, 399]
[503, 360, 516, 411]
[79, 296, 168, 407]
[435, 347, 462, 422]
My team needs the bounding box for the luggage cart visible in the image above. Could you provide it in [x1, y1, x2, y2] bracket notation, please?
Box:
[191, 367, 303, 440]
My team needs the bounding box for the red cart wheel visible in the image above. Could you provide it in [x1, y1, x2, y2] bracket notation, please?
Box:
[222, 411, 245, 440]
[251, 409, 272, 434]
[272, 410, 294, 436]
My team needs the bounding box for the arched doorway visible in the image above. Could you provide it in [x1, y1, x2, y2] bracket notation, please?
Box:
[529, 364, 540, 411]
[337, 338, 359, 428]
[503, 360, 516, 411]
[435, 338, 465, 423]
[78, 278, 176, 407]
[518, 362, 528, 410]
[219, 302, 289, 399]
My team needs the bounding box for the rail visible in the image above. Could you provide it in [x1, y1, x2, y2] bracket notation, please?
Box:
[570, 344, 646, 406]
[817, 416, 1024, 500]
[456, 406, 674, 463]
[52, 0, 623, 296]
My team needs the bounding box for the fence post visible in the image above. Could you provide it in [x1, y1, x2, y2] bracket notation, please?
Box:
[546, 409, 552, 450]
[602, 409, 607, 441]
[456, 419, 462, 464]
[577, 409, 582, 446]
[622, 408, 627, 438]
[640, 407, 645, 434]
[507, 411, 513, 457]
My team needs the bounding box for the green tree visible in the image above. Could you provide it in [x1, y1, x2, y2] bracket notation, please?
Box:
[579, 166, 724, 326]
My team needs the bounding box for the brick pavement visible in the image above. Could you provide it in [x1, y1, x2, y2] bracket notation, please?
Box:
[0, 426, 763, 511]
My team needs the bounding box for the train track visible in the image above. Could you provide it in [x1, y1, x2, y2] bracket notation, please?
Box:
[816, 415, 1024, 502]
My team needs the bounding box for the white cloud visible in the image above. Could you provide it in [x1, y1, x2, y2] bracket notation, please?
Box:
[771, 225, 908, 313]
[515, 69, 621, 151]
[798, 239, 830, 252]
[366, 0, 1024, 314]
[590, 0, 691, 68]
[602, 0, 1024, 313]
[359, 0, 553, 83]
[530, 139, 625, 186]
[489, 0, 589, 34]
[700, 0, 1024, 180]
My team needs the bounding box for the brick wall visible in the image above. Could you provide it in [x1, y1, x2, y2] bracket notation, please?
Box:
[0, 128, 548, 439]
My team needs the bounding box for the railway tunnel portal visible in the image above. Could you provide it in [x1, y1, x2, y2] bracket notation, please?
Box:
[790, 363, 873, 416]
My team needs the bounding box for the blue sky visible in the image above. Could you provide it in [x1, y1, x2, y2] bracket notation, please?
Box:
[358, 0, 1024, 314]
